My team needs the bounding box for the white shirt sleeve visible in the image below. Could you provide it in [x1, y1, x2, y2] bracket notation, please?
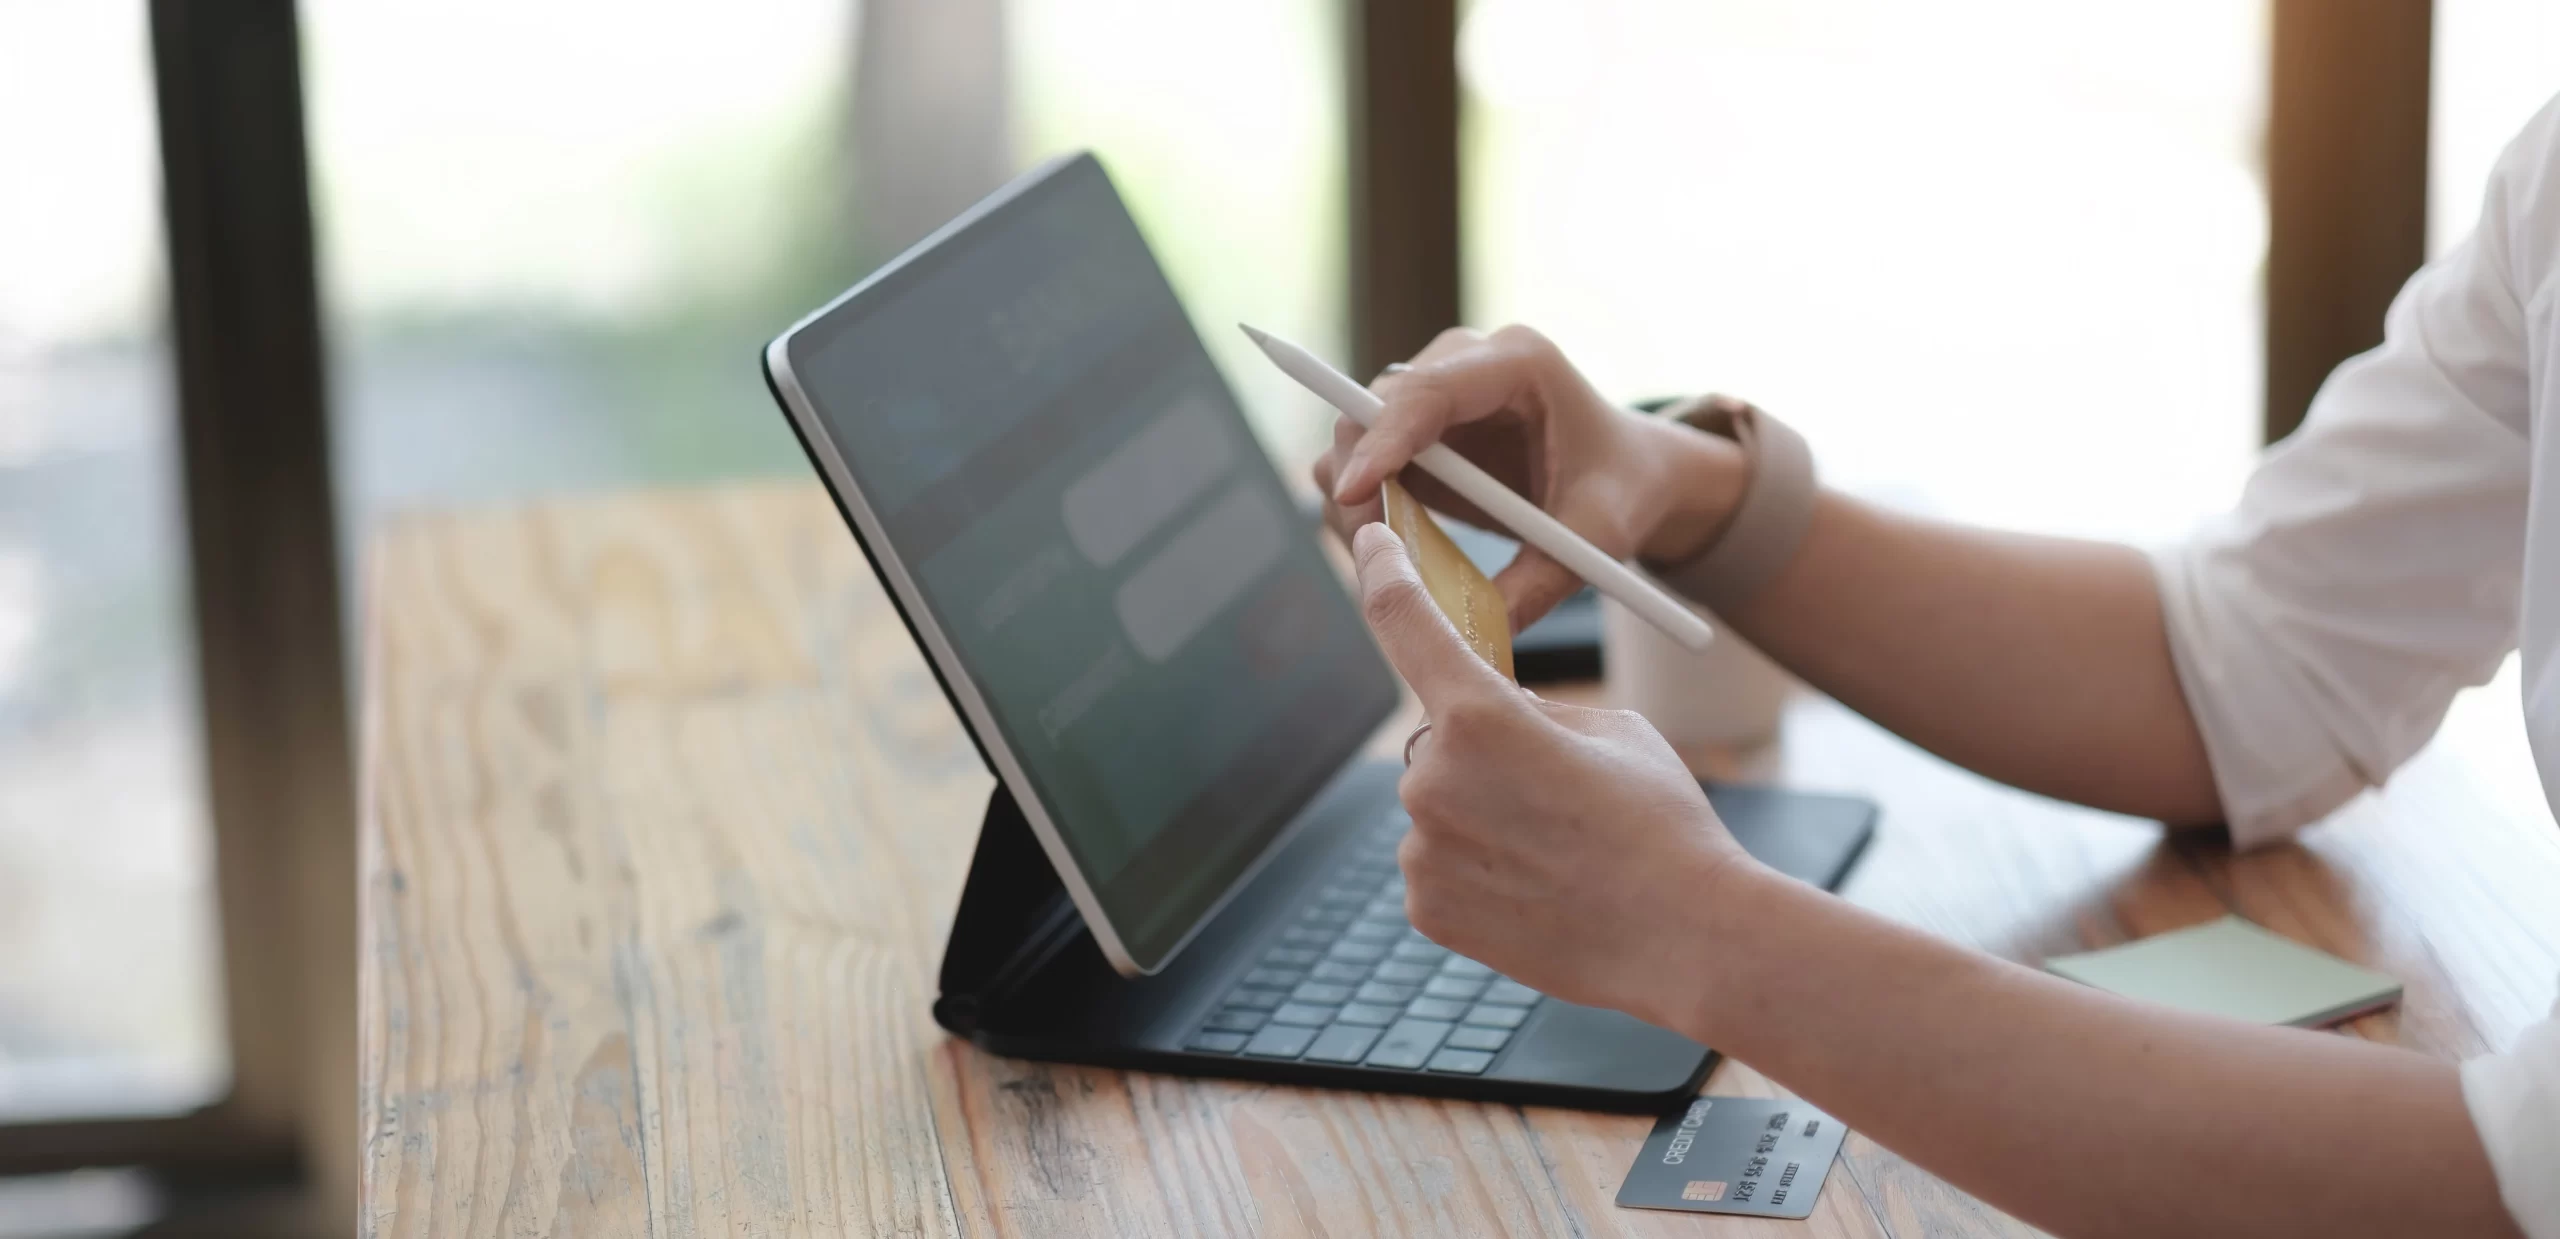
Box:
[2465, 995, 2560, 1239]
[2155, 96, 2560, 1239]
[2150, 104, 2541, 848]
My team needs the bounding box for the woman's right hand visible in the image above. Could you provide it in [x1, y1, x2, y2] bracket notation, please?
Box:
[1344, 523, 1760, 1028]
[1309, 324, 1750, 629]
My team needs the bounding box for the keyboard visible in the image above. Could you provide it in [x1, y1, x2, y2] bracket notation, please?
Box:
[1184, 821, 1544, 1075]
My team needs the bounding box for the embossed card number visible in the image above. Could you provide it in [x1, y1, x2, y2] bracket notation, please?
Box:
[1616, 1095, 1847, 1218]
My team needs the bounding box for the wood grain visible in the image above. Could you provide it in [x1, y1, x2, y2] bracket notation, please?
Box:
[360, 481, 2560, 1237]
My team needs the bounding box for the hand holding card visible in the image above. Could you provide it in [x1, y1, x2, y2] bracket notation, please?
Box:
[1342, 522, 1745, 1026]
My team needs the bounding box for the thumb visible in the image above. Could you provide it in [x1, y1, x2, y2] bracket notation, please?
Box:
[1350, 523, 1514, 716]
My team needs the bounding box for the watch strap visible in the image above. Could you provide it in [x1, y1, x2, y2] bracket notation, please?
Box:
[1643, 394, 1816, 613]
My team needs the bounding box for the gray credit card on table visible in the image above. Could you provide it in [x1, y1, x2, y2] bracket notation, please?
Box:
[1617, 1095, 1847, 1217]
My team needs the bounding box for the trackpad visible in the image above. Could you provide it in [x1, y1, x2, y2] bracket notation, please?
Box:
[1486, 999, 1708, 1094]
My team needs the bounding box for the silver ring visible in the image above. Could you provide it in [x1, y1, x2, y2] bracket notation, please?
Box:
[1403, 721, 1433, 766]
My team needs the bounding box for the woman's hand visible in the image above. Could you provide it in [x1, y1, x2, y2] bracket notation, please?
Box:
[1349, 522, 1760, 1029]
[1311, 324, 1748, 629]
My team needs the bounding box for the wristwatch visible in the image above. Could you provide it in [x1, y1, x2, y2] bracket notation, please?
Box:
[1639, 394, 1817, 614]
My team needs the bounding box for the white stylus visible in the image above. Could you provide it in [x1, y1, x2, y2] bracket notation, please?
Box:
[1241, 323, 1715, 653]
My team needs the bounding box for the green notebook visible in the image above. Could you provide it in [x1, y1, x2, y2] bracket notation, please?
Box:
[2043, 916, 2402, 1028]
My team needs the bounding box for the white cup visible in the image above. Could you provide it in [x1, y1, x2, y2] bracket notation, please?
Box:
[1599, 585, 1791, 749]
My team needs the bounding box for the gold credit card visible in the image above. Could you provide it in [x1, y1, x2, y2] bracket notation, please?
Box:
[1381, 479, 1515, 679]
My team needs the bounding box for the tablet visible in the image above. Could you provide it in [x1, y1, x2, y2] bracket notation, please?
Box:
[763, 154, 1397, 975]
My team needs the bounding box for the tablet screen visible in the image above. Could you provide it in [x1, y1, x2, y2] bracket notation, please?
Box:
[774, 157, 1396, 970]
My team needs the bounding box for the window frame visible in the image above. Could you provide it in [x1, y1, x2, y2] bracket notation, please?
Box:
[0, 0, 354, 1222]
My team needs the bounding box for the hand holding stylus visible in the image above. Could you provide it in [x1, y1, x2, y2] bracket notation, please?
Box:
[1250, 323, 1744, 646]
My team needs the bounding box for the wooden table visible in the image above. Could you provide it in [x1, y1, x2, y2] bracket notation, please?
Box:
[358, 482, 2560, 1237]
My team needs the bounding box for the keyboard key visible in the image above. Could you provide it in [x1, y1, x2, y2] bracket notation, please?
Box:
[1243, 967, 1304, 989]
[1263, 947, 1321, 967]
[1202, 1008, 1266, 1033]
[1317, 884, 1365, 904]
[1343, 919, 1402, 943]
[1462, 1002, 1532, 1029]
[1372, 960, 1433, 984]
[1405, 996, 1467, 1021]
[1310, 960, 1367, 984]
[1188, 1030, 1250, 1054]
[1326, 941, 1390, 965]
[1244, 1023, 1319, 1059]
[1423, 975, 1487, 1001]
[1354, 980, 1419, 1005]
[1389, 939, 1447, 963]
[1226, 987, 1286, 1010]
[1481, 979, 1542, 1007]
[1271, 1003, 1337, 1026]
[1444, 1025, 1513, 1052]
[1363, 897, 1406, 920]
[1281, 925, 1331, 945]
[1292, 981, 1356, 1005]
[1363, 1018, 1456, 1069]
[1437, 956, 1495, 979]
[1303, 1024, 1384, 1064]
[1303, 905, 1356, 927]
[1335, 1002, 1400, 1026]
[1427, 1048, 1496, 1075]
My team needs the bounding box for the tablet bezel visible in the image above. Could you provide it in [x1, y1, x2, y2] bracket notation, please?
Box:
[761, 154, 1393, 976]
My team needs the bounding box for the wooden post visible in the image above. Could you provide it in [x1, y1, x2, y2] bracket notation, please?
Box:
[1347, 0, 1463, 380]
[2265, 0, 2433, 442]
[150, 0, 356, 1229]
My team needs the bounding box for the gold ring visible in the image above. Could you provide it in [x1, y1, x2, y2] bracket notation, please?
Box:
[1403, 721, 1433, 766]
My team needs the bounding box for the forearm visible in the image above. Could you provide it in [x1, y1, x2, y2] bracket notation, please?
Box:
[1680, 864, 2517, 1239]
[1712, 483, 2220, 824]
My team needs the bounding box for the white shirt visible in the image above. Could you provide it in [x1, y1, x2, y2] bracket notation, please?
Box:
[2152, 94, 2560, 1236]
